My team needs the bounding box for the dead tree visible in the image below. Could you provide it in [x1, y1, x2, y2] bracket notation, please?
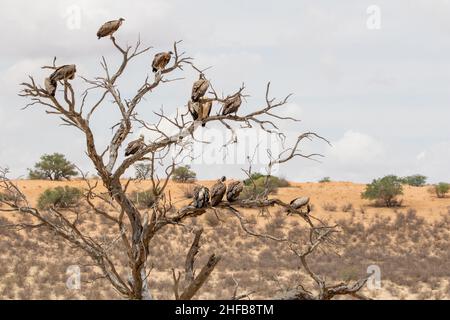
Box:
[0, 31, 370, 300]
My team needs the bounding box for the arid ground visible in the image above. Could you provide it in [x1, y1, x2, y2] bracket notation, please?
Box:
[0, 180, 449, 300]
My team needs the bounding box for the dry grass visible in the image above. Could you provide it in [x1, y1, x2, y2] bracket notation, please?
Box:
[0, 180, 449, 300]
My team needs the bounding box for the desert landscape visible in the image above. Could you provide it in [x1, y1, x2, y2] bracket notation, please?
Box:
[1, 179, 449, 300]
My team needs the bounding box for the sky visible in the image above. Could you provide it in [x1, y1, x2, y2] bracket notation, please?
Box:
[0, 0, 449, 183]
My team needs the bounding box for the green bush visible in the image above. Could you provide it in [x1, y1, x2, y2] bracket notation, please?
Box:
[129, 190, 156, 209]
[37, 186, 83, 210]
[28, 153, 77, 181]
[361, 175, 403, 207]
[401, 175, 427, 187]
[241, 174, 290, 200]
[433, 183, 450, 198]
[172, 165, 197, 183]
[319, 177, 331, 183]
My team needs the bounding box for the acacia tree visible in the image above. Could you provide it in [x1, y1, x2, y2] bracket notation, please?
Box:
[0, 32, 371, 300]
[28, 153, 77, 181]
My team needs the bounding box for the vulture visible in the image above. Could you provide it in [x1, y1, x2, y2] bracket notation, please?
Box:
[97, 18, 125, 39]
[193, 186, 210, 209]
[191, 74, 209, 102]
[44, 64, 77, 96]
[226, 181, 244, 202]
[222, 94, 242, 116]
[125, 135, 145, 157]
[288, 197, 311, 215]
[210, 176, 227, 207]
[188, 99, 212, 127]
[152, 52, 173, 73]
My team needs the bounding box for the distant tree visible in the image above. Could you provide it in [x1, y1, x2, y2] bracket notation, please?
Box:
[319, 177, 331, 183]
[432, 182, 450, 198]
[362, 175, 403, 207]
[134, 162, 152, 180]
[172, 165, 197, 183]
[401, 174, 427, 187]
[28, 153, 77, 181]
[242, 173, 290, 199]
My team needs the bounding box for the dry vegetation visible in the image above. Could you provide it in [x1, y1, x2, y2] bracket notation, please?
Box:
[1, 180, 449, 300]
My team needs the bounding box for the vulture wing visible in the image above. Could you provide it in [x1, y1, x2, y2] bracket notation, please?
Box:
[210, 181, 226, 207]
[199, 100, 212, 127]
[191, 79, 209, 102]
[152, 52, 171, 73]
[125, 139, 143, 157]
[223, 95, 242, 115]
[290, 197, 310, 209]
[188, 101, 200, 121]
[226, 181, 244, 202]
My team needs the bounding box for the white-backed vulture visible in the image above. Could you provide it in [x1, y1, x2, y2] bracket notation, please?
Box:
[97, 18, 125, 39]
[222, 94, 242, 116]
[193, 186, 210, 209]
[288, 197, 311, 215]
[125, 135, 145, 157]
[152, 52, 173, 73]
[226, 181, 244, 202]
[44, 64, 77, 96]
[191, 74, 209, 102]
[188, 99, 212, 127]
[210, 176, 226, 207]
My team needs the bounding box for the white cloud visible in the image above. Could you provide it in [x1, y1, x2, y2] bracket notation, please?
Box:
[328, 130, 385, 164]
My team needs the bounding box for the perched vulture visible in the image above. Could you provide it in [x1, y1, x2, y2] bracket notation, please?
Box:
[44, 64, 77, 96]
[97, 18, 125, 39]
[125, 135, 145, 157]
[191, 74, 209, 102]
[44, 77, 57, 96]
[210, 176, 227, 207]
[288, 197, 311, 215]
[222, 94, 242, 116]
[152, 52, 173, 73]
[226, 181, 244, 202]
[193, 186, 210, 209]
[188, 99, 212, 127]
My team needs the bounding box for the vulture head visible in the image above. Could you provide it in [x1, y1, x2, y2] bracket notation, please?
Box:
[119, 18, 125, 22]
[169, 51, 174, 55]
[220, 176, 226, 183]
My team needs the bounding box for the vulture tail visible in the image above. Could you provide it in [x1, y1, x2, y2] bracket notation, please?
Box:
[152, 67, 157, 73]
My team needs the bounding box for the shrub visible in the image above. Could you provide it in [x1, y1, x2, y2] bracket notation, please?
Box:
[241, 174, 290, 199]
[37, 186, 83, 210]
[323, 203, 337, 212]
[129, 190, 156, 209]
[432, 183, 450, 198]
[341, 203, 354, 213]
[28, 153, 77, 181]
[401, 175, 427, 187]
[319, 177, 331, 183]
[172, 165, 197, 183]
[361, 175, 403, 207]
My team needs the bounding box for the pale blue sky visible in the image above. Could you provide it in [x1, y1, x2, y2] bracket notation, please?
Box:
[0, 0, 449, 183]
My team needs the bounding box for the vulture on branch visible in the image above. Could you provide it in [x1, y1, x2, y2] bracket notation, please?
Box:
[97, 18, 125, 39]
[188, 99, 212, 127]
[152, 52, 173, 73]
[210, 176, 227, 207]
[226, 181, 244, 202]
[288, 197, 311, 215]
[191, 74, 209, 102]
[125, 135, 145, 157]
[193, 186, 210, 209]
[44, 64, 77, 96]
[222, 94, 242, 116]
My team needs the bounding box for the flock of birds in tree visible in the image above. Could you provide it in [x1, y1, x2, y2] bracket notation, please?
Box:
[191, 176, 311, 214]
[43, 18, 243, 158]
[41, 18, 311, 214]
